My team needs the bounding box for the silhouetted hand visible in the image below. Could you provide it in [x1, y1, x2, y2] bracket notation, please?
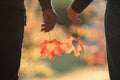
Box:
[67, 7, 80, 24]
[41, 9, 57, 32]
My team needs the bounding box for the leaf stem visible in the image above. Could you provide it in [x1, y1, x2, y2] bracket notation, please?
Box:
[74, 25, 77, 34]
[48, 32, 52, 41]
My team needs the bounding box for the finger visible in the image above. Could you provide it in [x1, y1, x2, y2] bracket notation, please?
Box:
[41, 23, 55, 32]
[72, 18, 80, 24]
[41, 24, 46, 27]
[41, 26, 53, 32]
[44, 24, 55, 32]
[69, 14, 80, 24]
[41, 19, 56, 28]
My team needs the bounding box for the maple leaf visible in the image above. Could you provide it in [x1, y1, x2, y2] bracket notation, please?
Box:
[39, 39, 63, 60]
[62, 36, 84, 57]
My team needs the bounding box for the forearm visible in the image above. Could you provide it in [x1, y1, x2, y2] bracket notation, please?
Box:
[38, 0, 52, 11]
[71, 0, 93, 13]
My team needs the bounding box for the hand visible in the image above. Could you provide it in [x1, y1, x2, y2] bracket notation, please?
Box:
[67, 7, 80, 24]
[41, 9, 57, 32]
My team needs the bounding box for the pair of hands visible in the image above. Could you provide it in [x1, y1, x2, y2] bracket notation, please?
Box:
[41, 7, 80, 32]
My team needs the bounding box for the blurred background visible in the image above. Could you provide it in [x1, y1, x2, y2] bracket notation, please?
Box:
[19, 0, 109, 80]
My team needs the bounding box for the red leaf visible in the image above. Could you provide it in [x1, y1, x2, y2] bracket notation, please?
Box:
[39, 39, 63, 60]
[48, 51, 55, 60]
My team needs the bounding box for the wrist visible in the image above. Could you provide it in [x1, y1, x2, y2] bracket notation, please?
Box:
[67, 7, 79, 16]
[39, 0, 52, 11]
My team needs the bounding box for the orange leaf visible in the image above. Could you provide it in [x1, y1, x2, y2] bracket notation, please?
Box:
[54, 45, 62, 56]
[74, 48, 80, 57]
[79, 41, 84, 53]
[40, 47, 48, 57]
[48, 51, 55, 60]
[39, 39, 63, 60]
